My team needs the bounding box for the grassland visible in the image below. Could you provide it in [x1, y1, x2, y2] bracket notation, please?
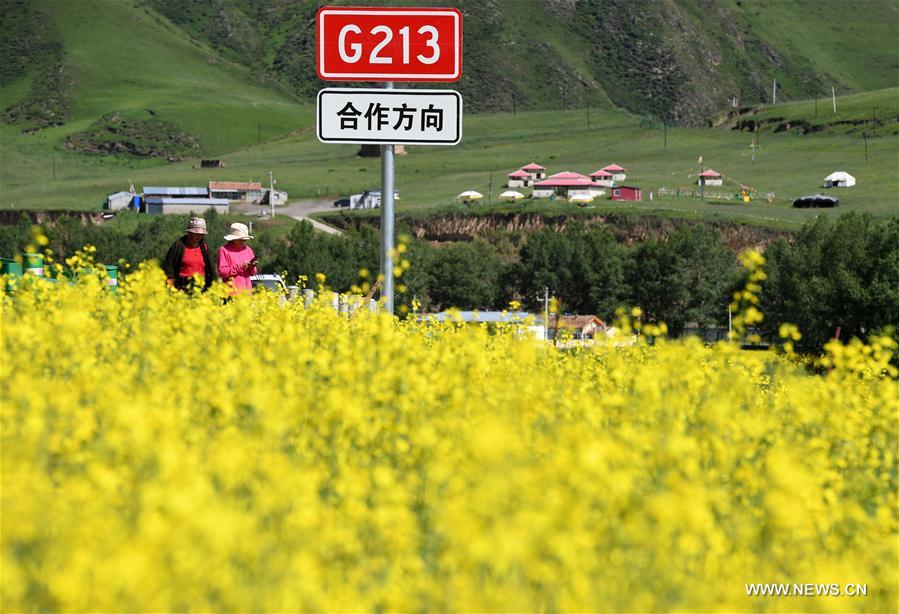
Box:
[3, 96, 896, 228]
[1, 1, 896, 228]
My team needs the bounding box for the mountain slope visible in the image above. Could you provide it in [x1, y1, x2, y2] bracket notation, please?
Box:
[0, 0, 309, 153]
[143, 0, 899, 124]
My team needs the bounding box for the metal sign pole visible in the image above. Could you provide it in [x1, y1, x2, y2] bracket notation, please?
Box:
[380, 81, 396, 314]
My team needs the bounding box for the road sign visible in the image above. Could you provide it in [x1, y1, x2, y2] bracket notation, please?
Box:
[317, 88, 462, 145]
[317, 7, 462, 82]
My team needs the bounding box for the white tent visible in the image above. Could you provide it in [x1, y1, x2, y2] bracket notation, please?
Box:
[499, 190, 524, 201]
[824, 171, 856, 188]
[457, 190, 483, 202]
[568, 194, 594, 204]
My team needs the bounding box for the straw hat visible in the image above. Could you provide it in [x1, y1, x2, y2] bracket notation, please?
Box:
[224, 222, 254, 241]
[186, 217, 208, 235]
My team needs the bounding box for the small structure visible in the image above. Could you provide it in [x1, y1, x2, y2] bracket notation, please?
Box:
[793, 194, 839, 208]
[547, 314, 606, 340]
[610, 186, 642, 201]
[520, 162, 546, 181]
[568, 194, 594, 205]
[144, 197, 229, 215]
[698, 169, 723, 186]
[106, 191, 134, 211]
[590, 169, 614, 187]
[209, 181, 265, 203]
[601, 164, 626, 182]
[457, 190, 484, 204]
[499, 190, 525, 202]
[534, 171, 605, 199]
[262, 189, 289, 206]
[824, 171, 855, 188]
[349, 189, 399, 209]
[143, 186, 208, 198]
[507, 170, 532, 188]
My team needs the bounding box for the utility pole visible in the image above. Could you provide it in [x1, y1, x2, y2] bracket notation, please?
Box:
[832, 86, 837, 113]
[538, 287, 549, 341]
[269, 170, 275, 218]
[699, 156, 705, 201]
[488, 171, 493, 206]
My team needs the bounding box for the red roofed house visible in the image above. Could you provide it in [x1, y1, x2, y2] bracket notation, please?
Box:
[590, 168, 614, 187]
[507, 169, 533, 188]
[209, 181, 265, 204]
[547, 314, 607, 341]
[520, 162, 547, 181]
[533, 171, 605, 199]
[698, 169, 723, 186]
[601, 163, 627, 182]
[610, 186, 642, 201]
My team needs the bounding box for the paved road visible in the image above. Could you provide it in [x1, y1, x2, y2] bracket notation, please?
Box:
[279, 198, 344, 235]
[233, 198, 343, 235]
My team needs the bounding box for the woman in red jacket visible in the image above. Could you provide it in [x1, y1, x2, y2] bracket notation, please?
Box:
[162, 217, 216, 292]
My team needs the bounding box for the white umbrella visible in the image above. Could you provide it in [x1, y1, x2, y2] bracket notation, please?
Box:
[568, 194, 594, 203]
[499, 190, 524, 201]
[457, 190, 483, 200]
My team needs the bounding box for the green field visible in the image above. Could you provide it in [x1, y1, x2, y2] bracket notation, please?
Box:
[3, 97, 897, 228]
[1, 0, 896, 228]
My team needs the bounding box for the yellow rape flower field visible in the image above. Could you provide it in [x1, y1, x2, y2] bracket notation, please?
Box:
[1, 265, 897, 612]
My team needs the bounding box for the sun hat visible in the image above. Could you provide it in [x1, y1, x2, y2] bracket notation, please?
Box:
[186, 217, 208, 235]
[224, 222, 254, 242]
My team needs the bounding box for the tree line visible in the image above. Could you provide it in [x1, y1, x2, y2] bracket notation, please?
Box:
[1, 211, 896, 352]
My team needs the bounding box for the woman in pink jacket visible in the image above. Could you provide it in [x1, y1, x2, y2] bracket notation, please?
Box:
[217, 222, 257, 293]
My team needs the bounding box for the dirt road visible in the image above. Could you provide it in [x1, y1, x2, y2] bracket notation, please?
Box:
[233, 198, 343, 235]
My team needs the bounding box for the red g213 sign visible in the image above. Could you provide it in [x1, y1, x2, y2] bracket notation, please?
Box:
[317, 7, 462, 82]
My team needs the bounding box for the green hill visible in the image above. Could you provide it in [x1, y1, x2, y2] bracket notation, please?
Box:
[0, 0, 896, 224]
[143, 0, 899, 123]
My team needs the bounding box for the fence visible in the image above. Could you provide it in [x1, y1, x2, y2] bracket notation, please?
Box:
[1, 254, 380, 315]
[656, 187, 776, 203]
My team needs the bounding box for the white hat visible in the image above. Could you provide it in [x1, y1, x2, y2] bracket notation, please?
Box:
[186, 217, 208, 234]
[224, 222, 254, 241]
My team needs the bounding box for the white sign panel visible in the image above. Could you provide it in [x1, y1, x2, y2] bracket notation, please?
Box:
[317, 88, 462, 145]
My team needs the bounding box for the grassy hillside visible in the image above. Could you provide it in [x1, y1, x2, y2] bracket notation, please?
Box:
[2, 90, 896, 228]
[0, 0, 309, 152]
[0, 0, 896, 227]
[141, 0, 899, 124]
[733, 87, 899, 135]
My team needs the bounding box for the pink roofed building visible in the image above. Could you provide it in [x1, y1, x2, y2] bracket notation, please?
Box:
[507, 169, 533, 188]
[601, 164, 627, 182]
[520, 162, 547, 180]
[590, 169, 615, 187]
[533, 171, 606, 199]
[698, 169, 723, 186]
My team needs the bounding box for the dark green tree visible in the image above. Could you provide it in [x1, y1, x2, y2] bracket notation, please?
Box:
[423, 240, 501, 310]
